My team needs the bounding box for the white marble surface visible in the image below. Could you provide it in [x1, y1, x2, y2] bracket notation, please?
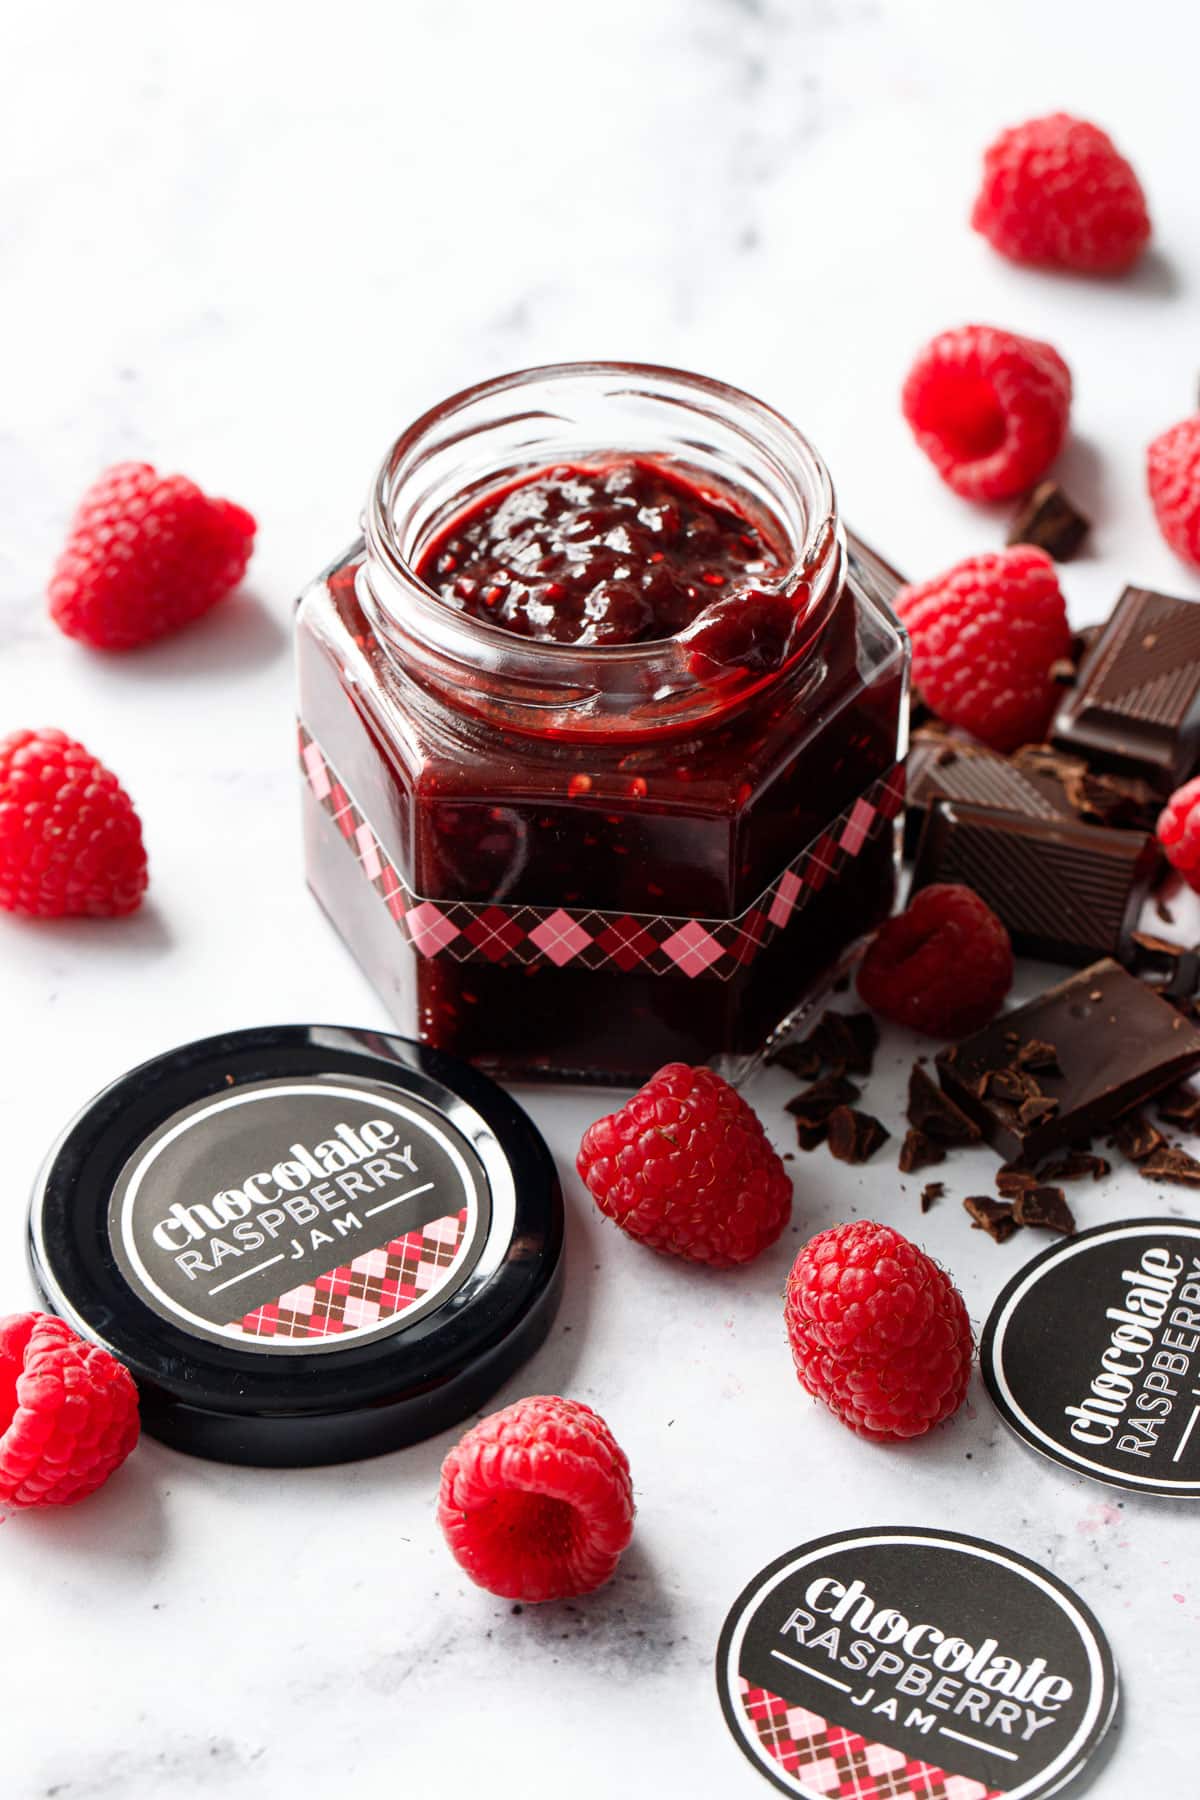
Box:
[2, 1, 1199, 1794]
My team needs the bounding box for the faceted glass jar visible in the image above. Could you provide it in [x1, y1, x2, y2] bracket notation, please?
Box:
[296, 364, 909, 1085]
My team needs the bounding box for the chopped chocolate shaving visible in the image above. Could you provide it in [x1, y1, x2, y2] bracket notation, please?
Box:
[1018, 1094, 1060, 1129]
[1007, 481, 1091, 561]
[1113, 1112, 1166, 1164]
[1140, 1145, 1200, 1185]
[794, 1120, 829, 1153]
[996, 1162, 1041, 1197]
[766, 1040, 823, 1081]
[807, 1010, 879, 1077]
[1015, 1039, 1061, 1075]
[1010, 745, 1160, 831]
[920, 1182, 944, 1213]
[826, 1106, 890, 1165]
[1156, 1082, 1200, 1128]
[907, 1064, 981, 1145]
[978, 1067, 1042, 1105]
[1039, 1151, 1111, 1184]
[1012, 1185, 1076, 1234]
[898, 1127, 945, 1174]
[964, 1196, 1020, 1243]
[785, 1074, 860, 1129]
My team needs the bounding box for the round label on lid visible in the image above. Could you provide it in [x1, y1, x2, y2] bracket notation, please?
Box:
[981, 1217, 1200, 1498]
[716, 1528, 1117, 1800]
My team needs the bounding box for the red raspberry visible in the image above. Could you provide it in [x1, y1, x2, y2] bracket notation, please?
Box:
[49, 462, 256, 650]
[1156, 776, 1200, 891]
[438, 1395, 634, 1602]
[971, 113, 1151, 274]
[896, 545, 1070, 752]
[784, 1221, 973, 1440]
[1147, 416, 1200, 568]
[901, 325, 1071, 502]
[0, 1313, 140, 1507]
[0, 729, 148, 918]
[857, 883, 1013, 1038]
[577, 1063, 792, 1267]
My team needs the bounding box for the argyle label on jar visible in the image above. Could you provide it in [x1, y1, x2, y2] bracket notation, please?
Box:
[298, 724, 904, 981]
[982, 1217, 1200, 1497]
[716, 1529, 1117, 1800]
[108, 1075, 491, 1354]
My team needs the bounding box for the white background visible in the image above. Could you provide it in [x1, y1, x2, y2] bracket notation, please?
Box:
[2, 2, 1198, 1795]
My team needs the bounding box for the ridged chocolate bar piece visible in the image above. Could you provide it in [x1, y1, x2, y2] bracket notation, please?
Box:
[937, 958, 1200, 1162]
[910, 798, 1159, 965]
[1053, 584, 1200, 791]
[904, 737, 1072, 856]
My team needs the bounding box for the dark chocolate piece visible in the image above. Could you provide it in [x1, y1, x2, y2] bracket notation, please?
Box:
[785, 1075, 860, 1126]
[964, 1196, 1020, 1242]
[911, 799, 1158, 966]
[1113, 1111, 1166, 1163]
[807, 1010, 879, 1077]
[1007, 481, 1091, 561]
[1129, 932, 1200, 1003]
[936, 959, 1200, 1163]
[1039, 1150, 1111, 1184]
[920, 1181, 944, 1212]
[899, 1127, 944, 1174]
[907, 1063, 981, 1145]
[904, 735, 1072, 856]
[766, 1039, 822, 1080]
[827, 1106, 890, 1164]
[1141, 1145, 1200, 1185]
[1012, 1185, 1076, 1234]
[1015, 1038, 1061, 1075]
[1011, 745, 1161, 832]
[1052, 584, 1200, 792]
[996, 1162, 1040, 1197]
[1156, 1081, 1200, 1128]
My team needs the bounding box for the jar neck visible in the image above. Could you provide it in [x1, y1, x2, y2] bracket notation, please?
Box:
[359, 363, 845, 739]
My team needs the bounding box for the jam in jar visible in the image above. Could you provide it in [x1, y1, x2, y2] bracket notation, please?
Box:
[296, 364, 909, 1085]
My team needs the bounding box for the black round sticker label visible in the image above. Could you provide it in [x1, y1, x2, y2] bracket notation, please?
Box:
[982, 1216, 1200, 1497]
[108, 1075, 491, 1354]
[716, 1528, 1117, 1800]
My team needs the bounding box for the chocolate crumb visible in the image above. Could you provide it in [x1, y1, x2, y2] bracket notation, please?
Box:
[1140, 1145, 1200, 1186]
[908, 1064, 981, 1145]
[785, 1074, 860, 1129]
[1012, 1185, 1076, 1234]
[1157, 896, 1176, 926]
[1007, 481, 1090, 561]
[827, 1106, 890, 1164]
[964, 1196, 1020, 1242]
[996, 1161, 1040, 1197]
[1113, 1112, 1166, 1164]
[899, 1127, 945, 1174]
[920, 1181, 945, 1213]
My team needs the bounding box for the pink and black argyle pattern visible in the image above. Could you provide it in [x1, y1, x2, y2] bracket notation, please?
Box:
[299, 724, 904, 981]
[738, 1679, 1006, 1800]
[231, 1207, 468, 1341]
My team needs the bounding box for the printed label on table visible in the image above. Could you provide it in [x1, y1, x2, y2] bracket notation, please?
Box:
[982, 1217, 1200, 1497]
[109, 1075, 491, 1353]
[716, 1528, 1117, 1800]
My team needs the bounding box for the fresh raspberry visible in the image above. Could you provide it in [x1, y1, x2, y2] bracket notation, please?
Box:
[857, 883, 1013, 1038]
[896, 545, 1070, 752]
[0, 1313, 140, 1507]
[576, 1063, 792, 1267]
[901, 325, 1071, 502]
[784, 1221, 973, 1440]
[1156, 776, 1200, 891]
[1147, 417, 1200, 568]
[49, 461, 256, 649]
[438, 1395, 634, 1601]
[971, 113, 1151, 274]
[0, 729, 148, 917]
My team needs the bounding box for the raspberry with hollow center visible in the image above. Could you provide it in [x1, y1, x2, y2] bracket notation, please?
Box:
[0, 1313, 140, 1507]
[902, 325, 1072, 502]
[857, 883, 1013, 1038]
[438, 1395, 634, 1601]
[577, 1062, 792, 1267]
[896, 545, 1071, 753]
[971, 112, 1150, 274]
[1157, 776, 1200, 891]
[784, 1220, 974, 1440]
[0, 728, 148, 918]
[1147, 416, 1200, 568]
[49, 461, 256, 650]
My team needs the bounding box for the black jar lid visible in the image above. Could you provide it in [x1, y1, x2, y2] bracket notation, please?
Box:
[28, 1025, 563, 1468]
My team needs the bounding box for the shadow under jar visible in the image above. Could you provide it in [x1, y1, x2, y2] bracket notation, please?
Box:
[296, 364, 910, 1086]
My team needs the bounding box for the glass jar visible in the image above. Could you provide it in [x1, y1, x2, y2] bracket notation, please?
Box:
[296, 363, 909, 1086]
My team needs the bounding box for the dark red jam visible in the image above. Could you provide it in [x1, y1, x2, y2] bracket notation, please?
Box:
[415, 459, 786, 647]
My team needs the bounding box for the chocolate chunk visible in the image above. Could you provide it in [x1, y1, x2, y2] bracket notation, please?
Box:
[1039, 1150, 1111, 1184]
[785, 1074, 860, 1127]
[794, 1120, 829, 1152]
[766, 1039, 822, 1081]
[1156, 1081, 1200, 1128]
[1007, 480, 1091, 561]
[936, 958, 1200, 1163]
[1012, 1185, 1076, 1234]
[1140, 1145, 1200, 1185]
[907, 1064, 981, 1146]
[920, 1182, 945, 1212]
[1053, 584, 1200, 792]
[996, 1162, 1041, 1197]
[899, 1127, 945, 1174]
[807, 1010, 879, 1077]
[910, 798, 1158, 967]
[903, 735, 1072, 856]
[964, 1196, 1020, 1242]
[827, 1106, 890, 1164]
[1113, 1112, 1166, 1163]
